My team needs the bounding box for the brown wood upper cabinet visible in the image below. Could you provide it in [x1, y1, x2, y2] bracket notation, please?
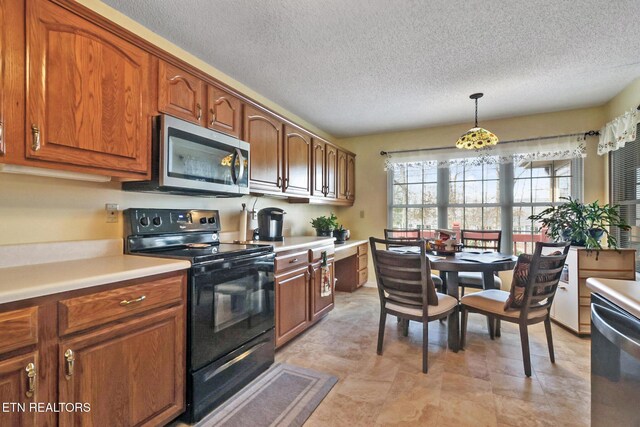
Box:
[244, 105, 283, 192]
[311, 139, 326, 196]
[206, 85, 242, 138]
[158, 60, 206, 126]
[283, 125, 311, 196]
[346, 153, 356, 201]
[325, 144, 338, 199]
[311, 138, 339, 199]
[26, 0, 151, 177]
[337, 149, 348, 200]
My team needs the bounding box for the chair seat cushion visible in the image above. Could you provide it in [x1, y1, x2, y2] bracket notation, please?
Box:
[458, 271, 503, 287]
[386, 293, 457, 318]
[460, 289, 547, 320]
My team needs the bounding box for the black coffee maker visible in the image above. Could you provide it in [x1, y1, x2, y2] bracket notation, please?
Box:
[257, 207, 285, 241]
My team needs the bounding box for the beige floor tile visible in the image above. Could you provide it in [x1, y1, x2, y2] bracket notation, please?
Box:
[271, 288, 591, 426]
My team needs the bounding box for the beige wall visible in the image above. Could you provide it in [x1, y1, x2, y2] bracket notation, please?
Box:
[0, 173, 337, 244]
[605, 77, 640, 120]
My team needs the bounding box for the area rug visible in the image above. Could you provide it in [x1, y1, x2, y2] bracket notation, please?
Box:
[195, 363, 338, 427]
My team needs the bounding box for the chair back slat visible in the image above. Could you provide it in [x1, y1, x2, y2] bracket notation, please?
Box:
[461, 229, 501, 252]
[520, 241, 570, 317]
[370, 237, 439, 317]
[383, 229, 422, 249]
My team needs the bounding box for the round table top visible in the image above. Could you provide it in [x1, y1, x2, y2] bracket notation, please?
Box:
[428, 252, 517, 272]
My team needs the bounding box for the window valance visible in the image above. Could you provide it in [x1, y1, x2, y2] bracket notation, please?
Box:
[597, 108, 639, 155]
[384, 134, 587, 171]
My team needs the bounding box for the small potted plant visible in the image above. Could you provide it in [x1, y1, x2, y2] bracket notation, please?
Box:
[310, 213, 338, 237]
[333, 224, 349, 243]
[528, 197, 630, 249]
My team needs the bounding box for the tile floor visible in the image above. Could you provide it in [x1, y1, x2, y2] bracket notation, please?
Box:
[276, 287, 591, 427]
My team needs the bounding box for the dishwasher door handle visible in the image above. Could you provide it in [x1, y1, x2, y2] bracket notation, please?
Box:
[591, 303, 640, 359]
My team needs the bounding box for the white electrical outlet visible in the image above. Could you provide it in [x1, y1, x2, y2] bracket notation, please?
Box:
[105, 203, 119, 223]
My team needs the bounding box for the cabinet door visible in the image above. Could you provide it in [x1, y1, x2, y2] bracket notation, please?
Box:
[26, 0, 150, 176]
[311, 139, 325, 196]
[310, 261, 335, 322]
[58, 306, 185, 427]
[336, 149, 348, 200]
[158, 60, 205, 125]
[325, 144, 337, 199]
[275, 268, 309, 347]
[244, 105, 283, 192]
[206, 85, 242, 138]
[283, 125, 311, 196]
[0, 352, 38, 427]
[347, 153, 356, 201]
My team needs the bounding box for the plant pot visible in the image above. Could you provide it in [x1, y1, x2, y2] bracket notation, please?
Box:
[562, 228, 605, 246]
[333, 229, 348, 242]
[589, 228, 605, 242]
[315, 229, 332, 237]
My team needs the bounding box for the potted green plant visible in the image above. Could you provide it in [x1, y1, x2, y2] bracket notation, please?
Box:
[333, 224, 349, 243]
[528, 197, 630, 249]
[310, 213, 338, 237]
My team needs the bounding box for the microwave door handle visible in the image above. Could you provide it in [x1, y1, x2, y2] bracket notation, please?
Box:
[231, 148, 245, 185]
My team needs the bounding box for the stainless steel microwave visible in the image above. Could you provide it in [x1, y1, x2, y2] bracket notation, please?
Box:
[123, 115, 249, 197]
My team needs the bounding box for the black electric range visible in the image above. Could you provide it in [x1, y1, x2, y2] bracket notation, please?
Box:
[124, 208, 275, 423]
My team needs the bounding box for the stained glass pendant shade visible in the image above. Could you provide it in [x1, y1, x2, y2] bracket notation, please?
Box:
[455, 93, 498, 150]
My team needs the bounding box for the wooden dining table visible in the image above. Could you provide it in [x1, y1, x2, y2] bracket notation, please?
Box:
[390, 247, 517, 352]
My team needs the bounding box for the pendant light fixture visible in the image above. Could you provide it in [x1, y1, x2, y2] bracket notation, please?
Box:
[455, 93, 498, 150]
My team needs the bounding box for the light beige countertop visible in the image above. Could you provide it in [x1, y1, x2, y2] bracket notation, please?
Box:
[226, 236, 336, 253]
[586, 278, 640, 318]
[334, 239, 368, 251]
[0, 255, 191, 305]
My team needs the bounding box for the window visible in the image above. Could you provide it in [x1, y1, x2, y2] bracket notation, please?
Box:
[610, 123, 640, 271]
[388, 157, 583, 254]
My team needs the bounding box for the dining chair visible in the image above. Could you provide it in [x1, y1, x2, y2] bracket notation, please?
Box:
[370, 237, 458, 373]
[383, 228, 444, 291]
[459, 241, 570, 377]
[459, 230, 503, 296]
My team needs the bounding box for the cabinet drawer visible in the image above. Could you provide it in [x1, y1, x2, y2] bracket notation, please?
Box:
[58, 275, 184, 335]
[0, 307, 38, 353]
[275, 250, 309, 274]
[358, 254, 368, 270]
[577, 250, 636, 272]
[358, 268, 368, 286]
[309, 245, 335, 262]
[357, 244, 368, 256]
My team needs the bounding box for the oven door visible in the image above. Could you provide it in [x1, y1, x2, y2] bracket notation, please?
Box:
[189, 252, 275, 371]
[160, 114, 249, 195]
[591, 293, 640, 427]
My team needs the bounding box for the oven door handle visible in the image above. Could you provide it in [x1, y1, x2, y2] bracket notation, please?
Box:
[231, 148, 245, 185]
[591, 303, 640, 359]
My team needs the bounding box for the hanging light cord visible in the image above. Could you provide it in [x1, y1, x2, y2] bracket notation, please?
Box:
[474, 97, 479, 127]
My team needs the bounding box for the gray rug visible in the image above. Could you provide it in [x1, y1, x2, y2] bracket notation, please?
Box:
[195, 363, 338, 427]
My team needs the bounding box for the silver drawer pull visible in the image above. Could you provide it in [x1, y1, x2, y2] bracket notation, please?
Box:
[120, 295, 146, 306]
[289, 258, 299, 263]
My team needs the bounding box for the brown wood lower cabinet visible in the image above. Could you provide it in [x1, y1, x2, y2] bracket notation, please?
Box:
[275, 266, 309, 348]
[58, 306, 184, 427]
[335, 243, 369, 292]
[0, 271, 186, 427]
[275, 245, 336, 348]
[310, 259, 335, 322]
[0, 352, 39, 427]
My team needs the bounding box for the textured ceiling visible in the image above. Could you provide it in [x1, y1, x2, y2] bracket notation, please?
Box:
[102, 0, 640, 137]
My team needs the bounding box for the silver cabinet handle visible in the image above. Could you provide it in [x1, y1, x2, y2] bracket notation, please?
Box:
[196, 103, 202, 121]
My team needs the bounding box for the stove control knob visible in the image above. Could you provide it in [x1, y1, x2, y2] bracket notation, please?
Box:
[208, 217, 216, 224]
[200, 217, 207, 224]
[139, 217, 150, 227]
[152, 217, 162, 226]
